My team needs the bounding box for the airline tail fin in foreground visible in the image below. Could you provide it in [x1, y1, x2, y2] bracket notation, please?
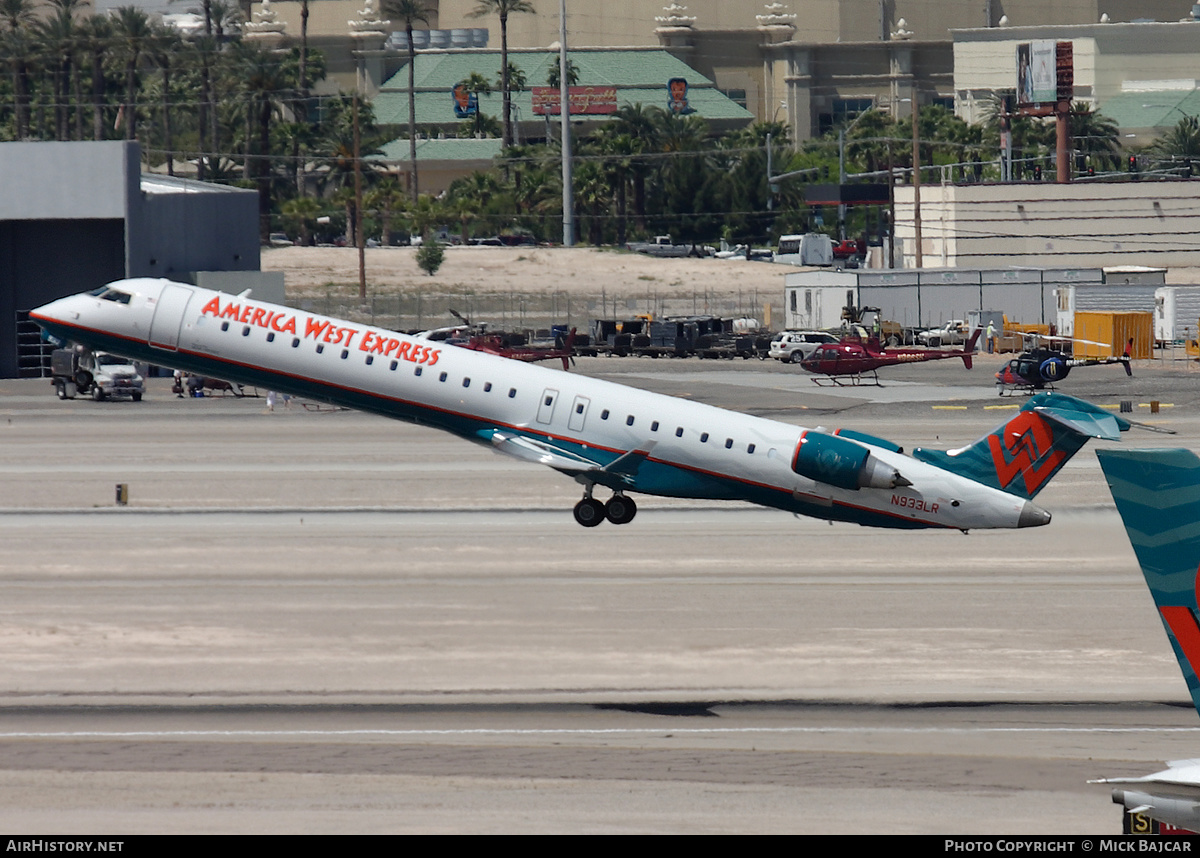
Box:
[1097, 448, 1200, 714]
[913, 392, 1130, 500]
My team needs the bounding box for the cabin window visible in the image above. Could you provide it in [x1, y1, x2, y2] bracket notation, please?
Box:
[463, 378, 471, 388]
[316, 344, 324, 354]
[747, 443, 756, 454]
[651, 421, 659, 432]
[675, 427, 684, 438]
[576, 404, 585, 414]
[545, 395, 553, 407]
[439, 372, 448, 382]
[390, 360, 398, 370]
[508, 388, 516, 398]
[242, 327, 251, 337]
[601, 410, 610, 420]
[340, 349, 349, 359]
[365, 355, 374, 365]
[626, 415, 635, 426]
[414, 366, 423, 376]
[266, 332, 275, 343]
[292, 338, 300, 348]
[484, 382, 492, 392]
[725, 438, 733, 449]
[700, 433, 709, 443]
[220, 321, 229, 332]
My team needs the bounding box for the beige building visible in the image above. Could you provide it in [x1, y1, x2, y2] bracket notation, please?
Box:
[244, 0, 1198, 141]
[893, 181, 1200, 270]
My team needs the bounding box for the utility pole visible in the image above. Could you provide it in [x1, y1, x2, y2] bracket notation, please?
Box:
[559, 0, 574, 247]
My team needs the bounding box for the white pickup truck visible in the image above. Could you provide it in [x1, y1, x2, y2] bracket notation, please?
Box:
[51, 348, 144, 401]
[916, 320, 971, 348]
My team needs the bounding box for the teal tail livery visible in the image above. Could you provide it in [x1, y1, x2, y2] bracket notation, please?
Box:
[1098, 448, 1200, 712]
[1093, 448, 1200, 834]
[913, 392, 1131, 500]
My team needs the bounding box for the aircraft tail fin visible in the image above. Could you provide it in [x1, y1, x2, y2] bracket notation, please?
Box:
[958, 330, 981, 369]
[1097, 448, 1200, 714]
[912, 392, 1129, 499]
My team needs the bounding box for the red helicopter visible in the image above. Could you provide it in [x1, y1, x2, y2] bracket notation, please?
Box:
[799, 329, 981, 386]
[460, 328, 578, 371]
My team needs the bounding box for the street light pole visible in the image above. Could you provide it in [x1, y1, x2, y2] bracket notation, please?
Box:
[911, 93, 922, 269]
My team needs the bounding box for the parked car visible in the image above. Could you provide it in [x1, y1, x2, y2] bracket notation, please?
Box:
[768, 330, 839, 363]
[916, 320, 971, 348]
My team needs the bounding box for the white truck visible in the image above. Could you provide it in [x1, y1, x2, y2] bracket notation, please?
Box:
[51, 347, 144, 401]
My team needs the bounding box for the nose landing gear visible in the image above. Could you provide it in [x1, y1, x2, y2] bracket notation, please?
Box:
[572, 487, 638, 527]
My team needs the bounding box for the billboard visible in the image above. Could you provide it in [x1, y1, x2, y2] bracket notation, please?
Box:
[531, 86, 619, 116]
[1016, 41, 1067, 107]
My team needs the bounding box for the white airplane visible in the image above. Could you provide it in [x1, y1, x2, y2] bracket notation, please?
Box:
[1094, 448, 1200, 834]
[31, 277, 1133, 530]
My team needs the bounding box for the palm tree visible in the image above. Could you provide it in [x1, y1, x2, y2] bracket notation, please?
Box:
[1067, 103, 1120, 172]
[233, 40, 290, 239]
[381, 0, 431, 202]
[146, 22, 183, 174]
[1, 0, 38, 139]
[1149, 114, 1200, 175]
[546, 57, 577, 89]
[281, 195, 323, 245]
[111, 6, 153, 141]
[78, 12, 111, 142]
[456, 71, 494, 137]
[469, 0, 534, 149]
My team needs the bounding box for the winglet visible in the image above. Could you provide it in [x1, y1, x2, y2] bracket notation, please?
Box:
[1097, 448, 1200, 714]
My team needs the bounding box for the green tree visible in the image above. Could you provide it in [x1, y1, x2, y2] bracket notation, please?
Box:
[111, 5, 153, 141]
[469, 0, 534, 148]
[456, 71, 495, 137]
[415, 238, 444, 275]
[382, 0, 431, 201]
[1148, 114, 1200, 175]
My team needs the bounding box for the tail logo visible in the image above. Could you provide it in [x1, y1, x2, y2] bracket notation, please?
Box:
[1158, 566, 1200, 680]
[986, 411, 1067, 495]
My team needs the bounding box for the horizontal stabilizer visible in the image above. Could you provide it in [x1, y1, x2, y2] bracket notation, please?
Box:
[1032, 404, 1124, 442]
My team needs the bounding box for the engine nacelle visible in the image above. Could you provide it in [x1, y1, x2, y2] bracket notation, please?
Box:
[791, 432, 909, 491]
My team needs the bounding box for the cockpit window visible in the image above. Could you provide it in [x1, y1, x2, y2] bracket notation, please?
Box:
[91, 287, 131, 304]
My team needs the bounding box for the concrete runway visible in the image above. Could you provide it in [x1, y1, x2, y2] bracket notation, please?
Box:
[2, 353, 1200, 833]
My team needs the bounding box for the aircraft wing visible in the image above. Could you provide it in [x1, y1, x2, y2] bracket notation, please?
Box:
[482, 430, 656, 489]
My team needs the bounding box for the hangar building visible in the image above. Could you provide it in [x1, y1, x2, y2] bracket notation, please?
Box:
[0, 141, 265, 379]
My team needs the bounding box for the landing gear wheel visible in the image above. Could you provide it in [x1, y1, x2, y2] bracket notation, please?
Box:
[605, 495, 638, 525]
[573, 498, 606, 528]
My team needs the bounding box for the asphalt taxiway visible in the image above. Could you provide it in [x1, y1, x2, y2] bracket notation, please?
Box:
[2, 353, 1199, 833]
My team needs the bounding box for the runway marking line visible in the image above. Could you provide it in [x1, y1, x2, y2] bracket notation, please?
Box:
[4, 727, 1200, 739]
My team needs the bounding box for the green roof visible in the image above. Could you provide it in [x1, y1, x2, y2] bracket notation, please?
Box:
[374, 137, 505, 165]
[373, 49, 754, 126]
[1099, 90, 1200, 133]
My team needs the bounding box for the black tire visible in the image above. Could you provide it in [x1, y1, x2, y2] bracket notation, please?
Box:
[91, 385, 105, 402]
[132, 392, 142, 402]
[573, 498, 605, 528]
[605, 495, 638, 525]
[789, 351, 804, 364]
[55, 380, 67, 400]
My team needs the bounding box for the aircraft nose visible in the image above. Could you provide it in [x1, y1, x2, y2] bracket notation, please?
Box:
[1017, 501, 1051, 528]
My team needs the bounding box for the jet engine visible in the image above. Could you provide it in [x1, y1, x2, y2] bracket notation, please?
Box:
[791, 432, 910, 491]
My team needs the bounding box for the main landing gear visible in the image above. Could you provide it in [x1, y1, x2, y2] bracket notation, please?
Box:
[573, 487, 638, 527]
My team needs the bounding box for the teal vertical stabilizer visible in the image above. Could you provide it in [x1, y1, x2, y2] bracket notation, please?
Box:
[1098, 448, 1200, 715]
[913, 392, 1128, 500]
